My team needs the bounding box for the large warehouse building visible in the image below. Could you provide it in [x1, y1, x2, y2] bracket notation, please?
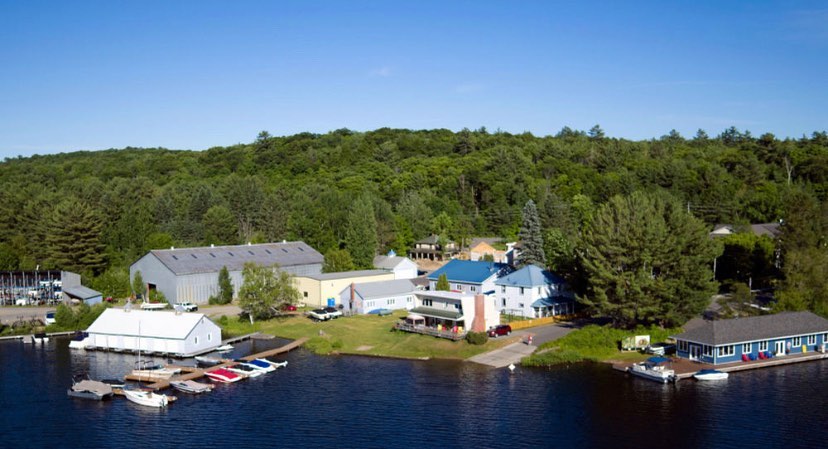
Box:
[130, 241, 324, 305]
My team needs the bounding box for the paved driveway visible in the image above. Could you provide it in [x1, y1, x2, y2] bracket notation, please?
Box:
[467, 322, 578, 368]
[0, 306, 52, 325]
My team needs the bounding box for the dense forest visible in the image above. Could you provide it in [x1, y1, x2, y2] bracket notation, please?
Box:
[1, 126, 826, 322]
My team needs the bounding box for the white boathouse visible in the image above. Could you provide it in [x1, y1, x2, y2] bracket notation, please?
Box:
[84, 308, 222, 357]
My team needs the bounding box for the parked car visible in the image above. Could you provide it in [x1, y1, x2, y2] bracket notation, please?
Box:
[487, 324, 512, 338]
[176, 302, 198, 312]
[15, 297, 29, 306]
[646, 342, 676, 356]
[281, 304, 297, 312]
[323, 306, 343, 319]
[307, 309, 330, 321]
[44, 311, 56, 325]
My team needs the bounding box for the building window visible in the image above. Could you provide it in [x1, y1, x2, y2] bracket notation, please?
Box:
[454, 303, 461, 310]
[717, 346, 734, 357]
[520, 287, 525, 295]
[456, 284, 462, 290]
[793, 337, 801, 347]
[366, 300, 375, 308]
[501, 298, 506, 307]
[678, 340, 688, 352]
[195, 336, 199, 345]
[759, 341, 768, 351]
[537, 287, 542, 295]
[501, 286, 506, 293]
[208, 333, 212, 341]
[519, 303, 524, 308]
[387, 299, 396, 305]
[742, 343, 751, 354]
[407, 296, 412, 303]
[423, 299, 433, 307]
[807, 335, 816, 345]
[703, 345, 713, 357]
[303, 292, 308, 298]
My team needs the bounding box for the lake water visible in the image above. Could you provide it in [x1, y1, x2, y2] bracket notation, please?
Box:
[1, 337, 827, 449]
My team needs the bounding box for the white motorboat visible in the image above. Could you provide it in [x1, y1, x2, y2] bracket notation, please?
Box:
[170, 380, 214, 394]
[130, 367, 179, 380]
[215, 344, 234, 352]
[693, 369, 729, 381]
[123, 389, 170, 408]
[195, 356, 223, 366]
[241, 359, 276, 373]
[260, 359, 288, 369]
[226, 363, 263, 378]
[629, 357, 676, 384]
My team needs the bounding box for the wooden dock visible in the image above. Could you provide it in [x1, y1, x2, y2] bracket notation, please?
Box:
[124, 337, 309, 390]
[613, 351, 828, 380]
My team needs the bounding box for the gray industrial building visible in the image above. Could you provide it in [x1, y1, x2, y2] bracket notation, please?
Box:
[129, 241, 324, 305]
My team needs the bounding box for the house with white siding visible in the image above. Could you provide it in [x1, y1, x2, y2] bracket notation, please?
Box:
[373, 253, 418, 280]
[426, 260, 511, 296]
[339, 279, 416, 314]
[84, 308, 222, 357]
[129, 241, 323, 305]
[494, 264, 574, 317]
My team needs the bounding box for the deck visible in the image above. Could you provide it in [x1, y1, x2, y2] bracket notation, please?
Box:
[124, 337, 308, 390]
[613, 351, 828, 380]
[394, 323, 466, 341]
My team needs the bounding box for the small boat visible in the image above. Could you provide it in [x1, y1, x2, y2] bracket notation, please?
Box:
[170, 380, 214, 394]
[67, 379, 113, 401]
[226, 363, 263, 378]
[204, 368, 243, 383]
[238, 359, 276, 373]
[32, 333, 49, 344]
[264, 360, 288, 369]
[215, 344, 234, 352]
[68, 332, 91, 350]
[694, 369, 729, 381]
[195, 356, 223, 366]
[131, 360, 181, 380]
[629, 357, 676, 384]
[123, 388, 170, 408]
[100, 378, 126, 389]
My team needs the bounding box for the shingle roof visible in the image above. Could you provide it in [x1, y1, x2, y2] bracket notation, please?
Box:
[672, 311, 828, 346]
[345, 279, 415, 300]
[305, 269, 390, 281]
[495, 264, 565, 288]
[86, 308, 214, 340]
[143, 241, 323, 275]
[373, 255, 412, 270]
[426, 260, 510, 284]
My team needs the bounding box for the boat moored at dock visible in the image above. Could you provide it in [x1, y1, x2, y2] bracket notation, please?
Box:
[693, 369, 729, 381]
[629, 357, 677, 383]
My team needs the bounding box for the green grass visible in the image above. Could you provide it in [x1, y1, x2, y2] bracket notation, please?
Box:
[522, 324, 682, 366]
[216, 310, 513, 359]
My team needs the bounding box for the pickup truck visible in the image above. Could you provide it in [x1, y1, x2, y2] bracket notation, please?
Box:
[176, 302, 198, 312]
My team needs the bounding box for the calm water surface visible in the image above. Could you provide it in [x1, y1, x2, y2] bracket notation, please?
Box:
[1, 338, 827, 449]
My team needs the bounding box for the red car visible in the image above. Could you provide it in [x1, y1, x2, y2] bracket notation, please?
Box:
[487, 324, 512, 338]
[281, 304, 297, 311]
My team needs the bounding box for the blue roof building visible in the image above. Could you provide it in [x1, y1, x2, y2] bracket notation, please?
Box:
[426, 260, 511, 296]
[494, 265, 574, 318]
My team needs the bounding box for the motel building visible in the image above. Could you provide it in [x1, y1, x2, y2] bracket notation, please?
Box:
[671, 311, 828, 365]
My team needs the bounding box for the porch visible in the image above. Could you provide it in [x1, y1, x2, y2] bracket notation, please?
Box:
[393, 309, 467, 341]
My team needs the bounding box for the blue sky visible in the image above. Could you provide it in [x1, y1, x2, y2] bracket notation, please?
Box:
[1, 1, 826, 158]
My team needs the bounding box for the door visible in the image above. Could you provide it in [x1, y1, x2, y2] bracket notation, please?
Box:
[775, 340, 786, 356]
[689, 345, 701, 360]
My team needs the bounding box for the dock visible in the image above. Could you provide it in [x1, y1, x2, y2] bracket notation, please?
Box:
[613, 351, 828, 380]
[124, 337, 308, 390]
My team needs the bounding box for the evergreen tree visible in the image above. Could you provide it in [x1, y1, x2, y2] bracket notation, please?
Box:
[436, 273, 450, 291]
[238, 262, 300, 323]
[132, 271, 144, 299]
[46, 199, 106, 275]
[517, 200, 546, 268]
[203, 205, 239, 245]
[579, 191, 720, 327]
[218, 266, 234, 304]
[343, 195, 378, 269]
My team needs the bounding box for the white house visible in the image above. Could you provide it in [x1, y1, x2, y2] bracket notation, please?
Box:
[339, 279, 416, 314]
[84, 308, 222, 357]
[494, 265, 574, 318]
[426, 260, 511, 296]
[409, 291, 499, 333]
[373, 253, 418, 280]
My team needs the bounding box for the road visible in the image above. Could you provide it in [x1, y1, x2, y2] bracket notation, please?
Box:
[0, 306, 52, 325]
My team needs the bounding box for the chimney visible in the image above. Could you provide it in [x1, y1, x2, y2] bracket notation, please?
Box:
[349, 282, 355, 312]
[471, 294, 486, 332]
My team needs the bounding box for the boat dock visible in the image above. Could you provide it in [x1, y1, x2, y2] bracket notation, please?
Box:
[613, 351, 828, 380]
[124, 337, 308, 390]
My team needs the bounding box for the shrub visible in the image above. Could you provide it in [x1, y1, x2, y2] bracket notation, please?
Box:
[465, 331, 489, 345]
[217, 315, 229, 326]
[305, 336, 334, 355]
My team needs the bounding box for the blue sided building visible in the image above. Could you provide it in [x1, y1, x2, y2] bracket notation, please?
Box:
[671, 311, 828, 365]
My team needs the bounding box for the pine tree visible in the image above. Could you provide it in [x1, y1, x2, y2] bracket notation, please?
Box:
[517, 200, 546, 268]
[436, 273, 450, 291]
[323, 248, 355, 273]
[46, 199, 106, 275]
[344, 195, 378, 269]
[218, 266, 234, 304]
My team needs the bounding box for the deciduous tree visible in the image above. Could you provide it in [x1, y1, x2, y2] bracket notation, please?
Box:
[238, 262, 300, 323]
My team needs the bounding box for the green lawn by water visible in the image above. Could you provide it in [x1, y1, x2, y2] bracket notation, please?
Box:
[218, 310, 513, 359]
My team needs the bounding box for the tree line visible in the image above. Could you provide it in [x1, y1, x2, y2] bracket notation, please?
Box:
[0, 126, 825, 325]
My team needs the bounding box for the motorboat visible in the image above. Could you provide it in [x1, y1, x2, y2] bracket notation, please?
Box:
[68, 332, 90, 350]
[170, 380, 214, 394]
[226, 363, 263, 378]
[67, 379, 113, 400]
[693, 369, 729, 381]
[131, 360, 181, 380]
[100, 378, 126, 389]
[215, 344, 234, 352]
[629, 357, 676, 384]
[204, 368, 243, 383]
[259, 359, 288, 369]
[239, 359, 276, 373]
[123, 388, 170, 408]
[195, 356, 223, 366]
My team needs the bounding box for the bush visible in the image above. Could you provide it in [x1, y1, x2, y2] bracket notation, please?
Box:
[465, 331, 489, 345]
[305, 336, 334, 355]
[217, 315, 229, 326]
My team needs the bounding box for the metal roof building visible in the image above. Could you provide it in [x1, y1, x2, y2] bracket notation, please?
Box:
[339, 279, 416, 314]
[130, 242, 323, 305]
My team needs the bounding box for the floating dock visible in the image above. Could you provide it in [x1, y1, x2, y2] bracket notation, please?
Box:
[613, 351, 828, 380]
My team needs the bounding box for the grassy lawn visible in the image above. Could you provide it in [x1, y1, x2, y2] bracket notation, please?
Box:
[216, 310, 514, 359]
[522, 324, 682, 366]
